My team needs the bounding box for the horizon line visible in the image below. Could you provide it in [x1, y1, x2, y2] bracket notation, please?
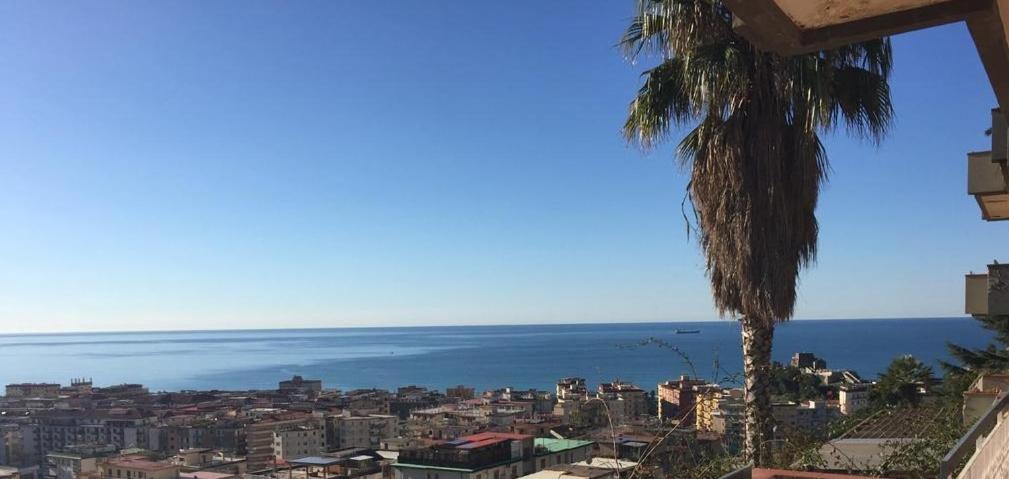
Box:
[0, 315, 969, 337]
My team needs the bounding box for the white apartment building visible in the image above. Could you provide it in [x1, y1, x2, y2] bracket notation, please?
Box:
[839, 383, 872, 416]
[272, 426, 324, 461]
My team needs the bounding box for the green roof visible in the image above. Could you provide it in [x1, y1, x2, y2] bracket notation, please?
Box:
[533, 438, 594, 455]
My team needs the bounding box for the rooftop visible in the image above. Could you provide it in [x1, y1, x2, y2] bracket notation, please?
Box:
[180, 472, 234, 479]
[463, 432, 533, 442]
[519, 466, 611, 479]
[571, 458, 639, 471]
[106, 457, 178, 472]
[533, 438, 594, 455]
[287, 457, 342, 467]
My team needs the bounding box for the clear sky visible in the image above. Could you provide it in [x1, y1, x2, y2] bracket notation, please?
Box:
[1, 1, 1006, 333]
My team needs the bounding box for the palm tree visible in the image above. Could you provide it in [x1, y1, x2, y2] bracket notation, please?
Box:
[873, 354, 935, 406]
[620, 0, 893, 463]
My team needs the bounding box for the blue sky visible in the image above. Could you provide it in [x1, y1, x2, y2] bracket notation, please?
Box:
[1, 1, 1005, 333]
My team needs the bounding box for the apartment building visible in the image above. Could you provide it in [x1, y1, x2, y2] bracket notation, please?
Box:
[554, 379, 586, 403]
[5, 385, 60, 399]
[46, 448, 111, 479]
[0, 424, 26, 467]
[656, 377, 707, 425]
[146, 421, 243, 454]
[772, 401, 840, 434]
[168, 448, 246, 478]
[394, 432, 536, 479]
[489, 390, 553, 417]
[445, 387, 475, 401]
[102, 457, 178, 479]
[508, 418, 562, 438]
[530, 439, 592, 471]
[95, 385, 148, 400]
[337, 390, 393, 417]
[272, 426, 323, 460]
[244, 414, 320, 471]
[278, 377, 322, 397]
[389, 388, 445, 420]
[838, 383, 872, 416]
[711, 402, 744, 455]
[326, 413, 398, 450]
[694, 388, 741, 433]
[596, 382, 647, 423]
[21, 410, 153, 465]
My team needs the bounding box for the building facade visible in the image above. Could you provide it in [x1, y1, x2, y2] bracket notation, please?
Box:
[272, 426, 323, 461]
[327, 413, 398, 450]
[5, 385, 60, 399]
[102, 457, 179, 479]
[656, 377, 707, 425]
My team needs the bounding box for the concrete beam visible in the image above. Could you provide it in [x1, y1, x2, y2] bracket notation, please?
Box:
[727, 0, 987, 53]
[968, 0, 1009, 110]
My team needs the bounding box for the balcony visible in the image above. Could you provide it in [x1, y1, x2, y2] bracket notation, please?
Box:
[940, 391, 1009, 478]
[965, 263, 1009, 316]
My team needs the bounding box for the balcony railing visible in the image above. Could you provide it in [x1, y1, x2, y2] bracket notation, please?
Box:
[939, 391, 1009, 478]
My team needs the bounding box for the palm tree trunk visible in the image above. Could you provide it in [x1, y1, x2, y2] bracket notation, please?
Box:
[741, 315, 774, 465]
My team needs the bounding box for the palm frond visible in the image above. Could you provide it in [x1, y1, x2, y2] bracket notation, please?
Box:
[625, 58, 693, 148]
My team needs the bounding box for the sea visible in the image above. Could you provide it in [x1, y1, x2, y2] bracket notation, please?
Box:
[0, 318, 994, 393]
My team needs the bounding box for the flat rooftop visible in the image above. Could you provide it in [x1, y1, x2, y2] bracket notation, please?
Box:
[288, 457, 342, 467]
[106, 457, 177, 472]
[520, 466, 611, 479]
[534, 438, 593, 455]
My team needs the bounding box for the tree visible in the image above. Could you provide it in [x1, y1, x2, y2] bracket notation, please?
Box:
[873, 355, 934, 407]
[620, 0, 893, 464]
[944, 314, 1009, 376]
[769, 364, 826, 403]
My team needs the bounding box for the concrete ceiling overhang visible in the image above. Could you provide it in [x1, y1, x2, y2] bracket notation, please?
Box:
[724, 0, 1009, 110]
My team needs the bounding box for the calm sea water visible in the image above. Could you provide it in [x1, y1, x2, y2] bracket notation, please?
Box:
[0, 318, 994, 393]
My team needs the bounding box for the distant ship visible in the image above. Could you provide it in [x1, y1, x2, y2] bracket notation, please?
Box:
[674, 329, 700, 334]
